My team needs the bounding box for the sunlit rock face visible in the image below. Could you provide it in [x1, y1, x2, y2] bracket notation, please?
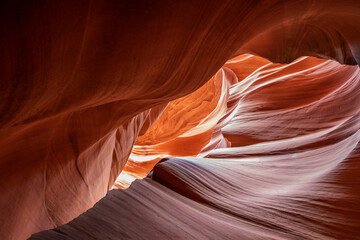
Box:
[1, 1, 360, 239]
[113, 70, 227, 189]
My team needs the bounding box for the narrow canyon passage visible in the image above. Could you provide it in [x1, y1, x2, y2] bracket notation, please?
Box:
[1, 1, 360, 239]
[31, 54, 360, 239]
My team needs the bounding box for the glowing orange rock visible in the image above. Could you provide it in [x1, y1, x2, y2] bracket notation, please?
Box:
[113, 71, 227, 188]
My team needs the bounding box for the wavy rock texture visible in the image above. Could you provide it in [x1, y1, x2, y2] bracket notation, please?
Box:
[1, 0, 360, 239]
[113, 70, 227, 189]
[32, 54, 360, 239]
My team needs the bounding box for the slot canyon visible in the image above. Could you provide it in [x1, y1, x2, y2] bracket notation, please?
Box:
[1, 1, 360, 239]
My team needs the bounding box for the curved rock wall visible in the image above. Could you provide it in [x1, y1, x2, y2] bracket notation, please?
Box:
[32, 54, 360, 239]
[1, 1, 360, 239]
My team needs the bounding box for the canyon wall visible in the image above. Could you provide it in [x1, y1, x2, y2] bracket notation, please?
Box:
[32, 54, 360, 239]
[1, 0, 360, 239]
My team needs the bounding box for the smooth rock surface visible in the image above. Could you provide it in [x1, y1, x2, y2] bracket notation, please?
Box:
[1, 1, 360, 239]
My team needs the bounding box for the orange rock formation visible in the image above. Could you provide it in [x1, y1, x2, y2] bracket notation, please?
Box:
[1, 1, 360, 239]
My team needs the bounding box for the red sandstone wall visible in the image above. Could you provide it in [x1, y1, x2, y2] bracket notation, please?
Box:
[1, 1, 360, 239]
